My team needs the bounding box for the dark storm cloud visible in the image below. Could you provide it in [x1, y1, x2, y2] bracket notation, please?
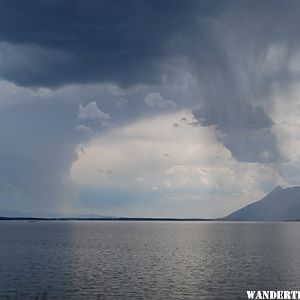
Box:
[192, 99, 279, 163]
[220, 129, 280, 164]
[186, 1, 300, 163]
[193, 100, 273, 130]
[1, 0, 300, 214]
[0, 0, 297, 164]
[0, 0, 226, 87]
[0, 1, 299, 95]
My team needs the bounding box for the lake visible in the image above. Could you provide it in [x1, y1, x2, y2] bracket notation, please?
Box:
[1, 221, 300, 299]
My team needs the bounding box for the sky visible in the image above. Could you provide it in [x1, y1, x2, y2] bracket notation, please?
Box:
[1, 0, 300, 218]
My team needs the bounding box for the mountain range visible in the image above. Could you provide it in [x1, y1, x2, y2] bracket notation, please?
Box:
[1, 186, 300, 221]
[223, 185, 300, 221]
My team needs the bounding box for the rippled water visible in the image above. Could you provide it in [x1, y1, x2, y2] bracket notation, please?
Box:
[1, 221, 300, 299]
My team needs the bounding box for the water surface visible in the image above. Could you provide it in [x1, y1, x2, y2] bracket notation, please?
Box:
[1, 221, 300, 299]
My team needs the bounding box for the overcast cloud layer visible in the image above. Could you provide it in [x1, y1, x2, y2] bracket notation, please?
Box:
[1, 1, 300, 217]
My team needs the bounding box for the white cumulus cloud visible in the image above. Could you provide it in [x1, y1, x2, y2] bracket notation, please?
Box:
[78, 101, 110, 126]
[70, 111, 284, 217]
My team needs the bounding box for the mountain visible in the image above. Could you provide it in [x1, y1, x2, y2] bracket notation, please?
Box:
[223, 186, 300, 221]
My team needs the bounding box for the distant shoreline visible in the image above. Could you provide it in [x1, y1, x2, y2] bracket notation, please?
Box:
[1, 217, 300, 221]
[0, 217, 214, 221]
